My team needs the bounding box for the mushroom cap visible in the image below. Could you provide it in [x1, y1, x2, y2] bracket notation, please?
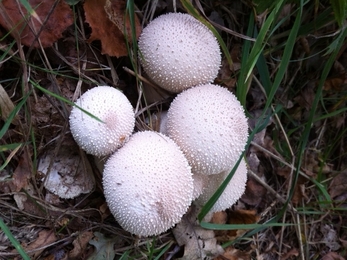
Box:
[69, 86, 135, 157]
[195, 159, 248, 213]
[138, 13, 221, 93]
[192, 172, 209, 200]
[166, 83, 248, 175]
[102, 131, 194, 237]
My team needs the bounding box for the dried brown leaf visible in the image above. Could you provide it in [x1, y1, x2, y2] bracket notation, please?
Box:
[299, 37, 311, 54]
[210, 211, 227, 225]
[294, 85, 315, 111]
[173, 205, 224, 260]
[242, 153, 267, 206]
[277, 166, 308, 205]
[212, 209, 259, 243]
[0, 151, 32, 193]
[323, 74, 346, 92]
[23, 229, 56, 259]
[339, 238, 347, 248]
[68, 231, 94, 259]
[281, 248, 300, 260]
[214, 246, 251, 260]
[242, 176, 267, 206]
[328, 171, 347, 200]
[84, 0, 141, 57]
[215, 57, 238, 89]
[227, 209, 260, 225]
[0, 0, 73, 48]
[321, 252, 345, 260]
[0, 84, 19, 125]
[104, 0, 141, 43]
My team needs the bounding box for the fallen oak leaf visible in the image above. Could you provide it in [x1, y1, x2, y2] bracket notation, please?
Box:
[0, 150, 31, 194]
[21, 229, 56, 259]
[84, 0, 141, 57]
[68, 231, 94, 259]
[104, 0, 141, 43]
[0, 0, 73, 48]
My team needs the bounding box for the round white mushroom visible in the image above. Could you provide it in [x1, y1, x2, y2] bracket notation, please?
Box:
[102, 131, 194, 237]
[192, 172, 209, 200]
[166, 83, 248, 175]
[138, 13, 221, 93]
[195, 159, 248, 214]
[69, 86, 135, 157]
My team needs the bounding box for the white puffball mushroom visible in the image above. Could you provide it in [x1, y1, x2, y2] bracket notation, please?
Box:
[138, 13, 221, 93]
[195, 159, 248, 214]
[192, 172, 209, 200]
[167, 83, 248, 175]
[69, 86, 135, 157]
[156, 111, 206, 200]
[103, 131, 194, 237]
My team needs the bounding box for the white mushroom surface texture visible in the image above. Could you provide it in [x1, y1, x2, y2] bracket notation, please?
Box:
[192, 172, 209, 200]
[69, 86, 135, 157]
[167, 83, 248, 175]
[138, 12, 221, 93]
[195, 159, 248, 213]
[102, 131, 194, 237]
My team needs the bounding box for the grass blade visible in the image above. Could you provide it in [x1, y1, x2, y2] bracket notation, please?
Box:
[237, 0, 286, 105]
[30, 80, 104, 123]
[0, 92, 30, 140]
[0, 218, 30, 260]
[198, 156, 242, 222]
[180, 0, 233, 69]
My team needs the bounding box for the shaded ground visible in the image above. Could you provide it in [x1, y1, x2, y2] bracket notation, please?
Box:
[0, 0, 347, 259]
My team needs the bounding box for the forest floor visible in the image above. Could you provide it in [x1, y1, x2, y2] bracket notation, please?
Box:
[0, 0, 347, 259]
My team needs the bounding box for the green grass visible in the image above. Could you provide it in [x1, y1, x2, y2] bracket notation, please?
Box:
[193, 0, 347, 258]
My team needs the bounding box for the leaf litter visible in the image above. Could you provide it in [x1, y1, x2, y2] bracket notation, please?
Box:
[172, 205, 224, 260]
[84, 0, 141, 57]
[38, 139, 95, 199]
[0, 0, 347, 259]
[0, 0, 73, 48]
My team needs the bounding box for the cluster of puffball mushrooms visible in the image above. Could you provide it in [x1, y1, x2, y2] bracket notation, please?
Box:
[69, 13, 249, 237]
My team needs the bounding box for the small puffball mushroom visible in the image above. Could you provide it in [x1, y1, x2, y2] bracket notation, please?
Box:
[195, 159, 248, 214]
[156, 112, 207, 201]
[103, 131, 194, 237]
[69, 86, 135, 157]
[167, 83, 248, 175]
[192, 173, 209, 200]
[138, 13, 221, 93]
